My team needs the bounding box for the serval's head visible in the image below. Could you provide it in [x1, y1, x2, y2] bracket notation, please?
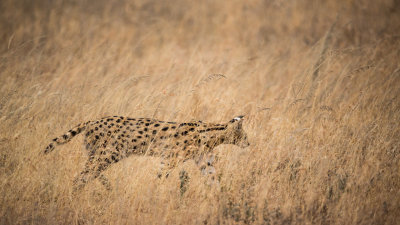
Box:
[224, 116, 250, 148]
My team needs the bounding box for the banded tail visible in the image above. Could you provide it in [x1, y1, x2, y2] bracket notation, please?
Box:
[44, 122, 89, 154]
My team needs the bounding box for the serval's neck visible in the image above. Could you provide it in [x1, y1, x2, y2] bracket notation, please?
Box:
[199, 123, 229, 151]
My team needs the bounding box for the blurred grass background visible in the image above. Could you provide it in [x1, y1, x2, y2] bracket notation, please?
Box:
[0, 0, 399, 224]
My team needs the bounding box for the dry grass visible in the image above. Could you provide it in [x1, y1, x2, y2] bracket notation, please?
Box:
[1, 0, 400, 224]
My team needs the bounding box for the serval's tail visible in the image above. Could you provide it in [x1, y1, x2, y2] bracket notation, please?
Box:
[44, 121, 90, 154]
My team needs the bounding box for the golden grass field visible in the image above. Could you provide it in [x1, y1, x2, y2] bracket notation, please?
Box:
[1, 0, 400, 224]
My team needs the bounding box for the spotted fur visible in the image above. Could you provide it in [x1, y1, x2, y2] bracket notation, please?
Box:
[44, 115, 249, 191]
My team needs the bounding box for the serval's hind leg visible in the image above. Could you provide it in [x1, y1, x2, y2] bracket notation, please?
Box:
[98, 174, 112, 191]
[72, 154, 112, 193]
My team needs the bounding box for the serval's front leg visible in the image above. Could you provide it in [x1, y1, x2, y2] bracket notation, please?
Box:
[157, 145, 198, 179]
[196, 153, 218, 185]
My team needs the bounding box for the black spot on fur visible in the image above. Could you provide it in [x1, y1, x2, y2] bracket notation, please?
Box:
[181, 131, 188, 136]
[116, 119, 121, 123]
[111, 155, 116, 161]
[144, 128, 148, 132]
[52, 138, 58, 141]
[162, 127, 169, 131]
[137, 135, 142, 139]
[71, 130, 77, 136]
[95, 127, 98, 131]
[189, 127, 195, 131]
[141, 142, 147, 146]
[152, 130, 157, 134]
[63, 134, 68, 140]
[145, 123, 150, 126]
[171, 126, 176, 129]
[95, 135, 99, 139]
[154, 124, 160, 127]
[138, 131, 143, 134]
[132, 139, 137, 142]
[174, 133, 179, 137]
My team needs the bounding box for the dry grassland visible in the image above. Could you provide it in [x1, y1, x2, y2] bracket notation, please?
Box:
[1, 0, 400, 224]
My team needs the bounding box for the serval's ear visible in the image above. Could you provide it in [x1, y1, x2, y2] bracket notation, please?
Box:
[229, 115, 244, 123]
[229, 115, 244, 129]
